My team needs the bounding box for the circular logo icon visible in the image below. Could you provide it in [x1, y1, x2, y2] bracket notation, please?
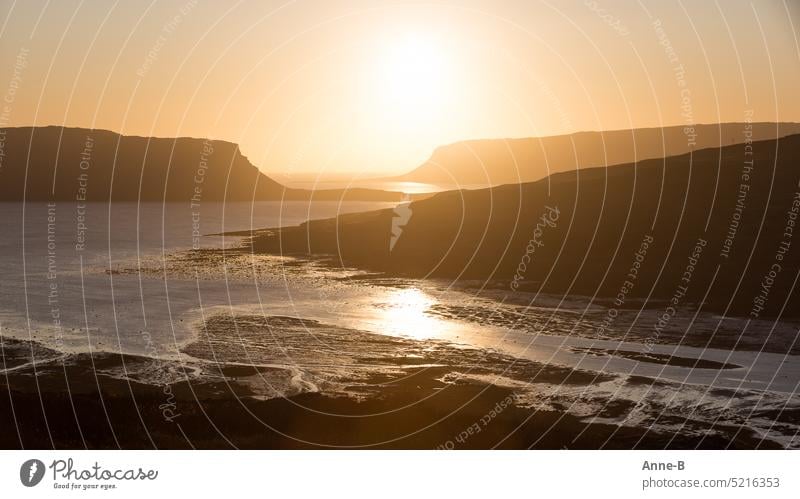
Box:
[20, 459, 45, 487]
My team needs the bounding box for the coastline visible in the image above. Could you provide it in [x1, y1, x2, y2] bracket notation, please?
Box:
[1, 308, 792, 450]
[1, 335, 779, 450]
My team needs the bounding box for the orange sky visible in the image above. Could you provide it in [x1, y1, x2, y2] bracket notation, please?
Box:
[1, 0, 799, 177]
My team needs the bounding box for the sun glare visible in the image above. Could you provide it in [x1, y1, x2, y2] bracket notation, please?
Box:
[381, 35, 446, 103]
[366, 33, 453, 127]
[374, 288, 451, 341]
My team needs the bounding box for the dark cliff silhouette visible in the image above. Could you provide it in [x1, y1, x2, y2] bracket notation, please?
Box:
[251, 133, 800, 317]
[388, 123, 800, 186]
[0, 126, 404, 202]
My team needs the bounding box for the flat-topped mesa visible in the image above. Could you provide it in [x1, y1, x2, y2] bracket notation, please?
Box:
[0, 126, 404, 203]
[390, 122, 800, 186]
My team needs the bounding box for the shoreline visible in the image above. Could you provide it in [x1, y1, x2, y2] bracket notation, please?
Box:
[1, 338, 779, 450]
[2, 311, 794, 449]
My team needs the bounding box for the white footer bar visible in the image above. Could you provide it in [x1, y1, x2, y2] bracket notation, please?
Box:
[1, 450, 797, 498]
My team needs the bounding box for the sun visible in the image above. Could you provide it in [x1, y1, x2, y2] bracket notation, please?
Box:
[381, 34, 447, 104]
[367, 33, 453, 125]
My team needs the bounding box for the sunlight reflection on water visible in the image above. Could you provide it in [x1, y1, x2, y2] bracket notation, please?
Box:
[370, 288, 456, 340]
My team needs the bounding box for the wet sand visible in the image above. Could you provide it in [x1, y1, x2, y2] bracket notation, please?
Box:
[2, 237, 798, 449]
[0, 329, 782, 449]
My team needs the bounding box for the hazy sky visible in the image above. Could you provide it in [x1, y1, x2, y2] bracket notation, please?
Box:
[1, 0, 798, 177]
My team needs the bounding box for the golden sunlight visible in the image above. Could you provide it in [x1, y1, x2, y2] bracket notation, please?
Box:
[365, 33, 455, 128]
[375, 288, 444, 340]
[381, 34, 448, 105]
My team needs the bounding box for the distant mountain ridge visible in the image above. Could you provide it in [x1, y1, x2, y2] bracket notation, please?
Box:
[251, 133, 800, 318]
[390, 123, 800, 186]
[0, 126, 404, 202]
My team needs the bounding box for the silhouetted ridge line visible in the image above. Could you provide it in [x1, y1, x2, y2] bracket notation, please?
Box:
[0, 126, 403, 202]
[250, 133, 800, 318]
[387, 122, 800, 186]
